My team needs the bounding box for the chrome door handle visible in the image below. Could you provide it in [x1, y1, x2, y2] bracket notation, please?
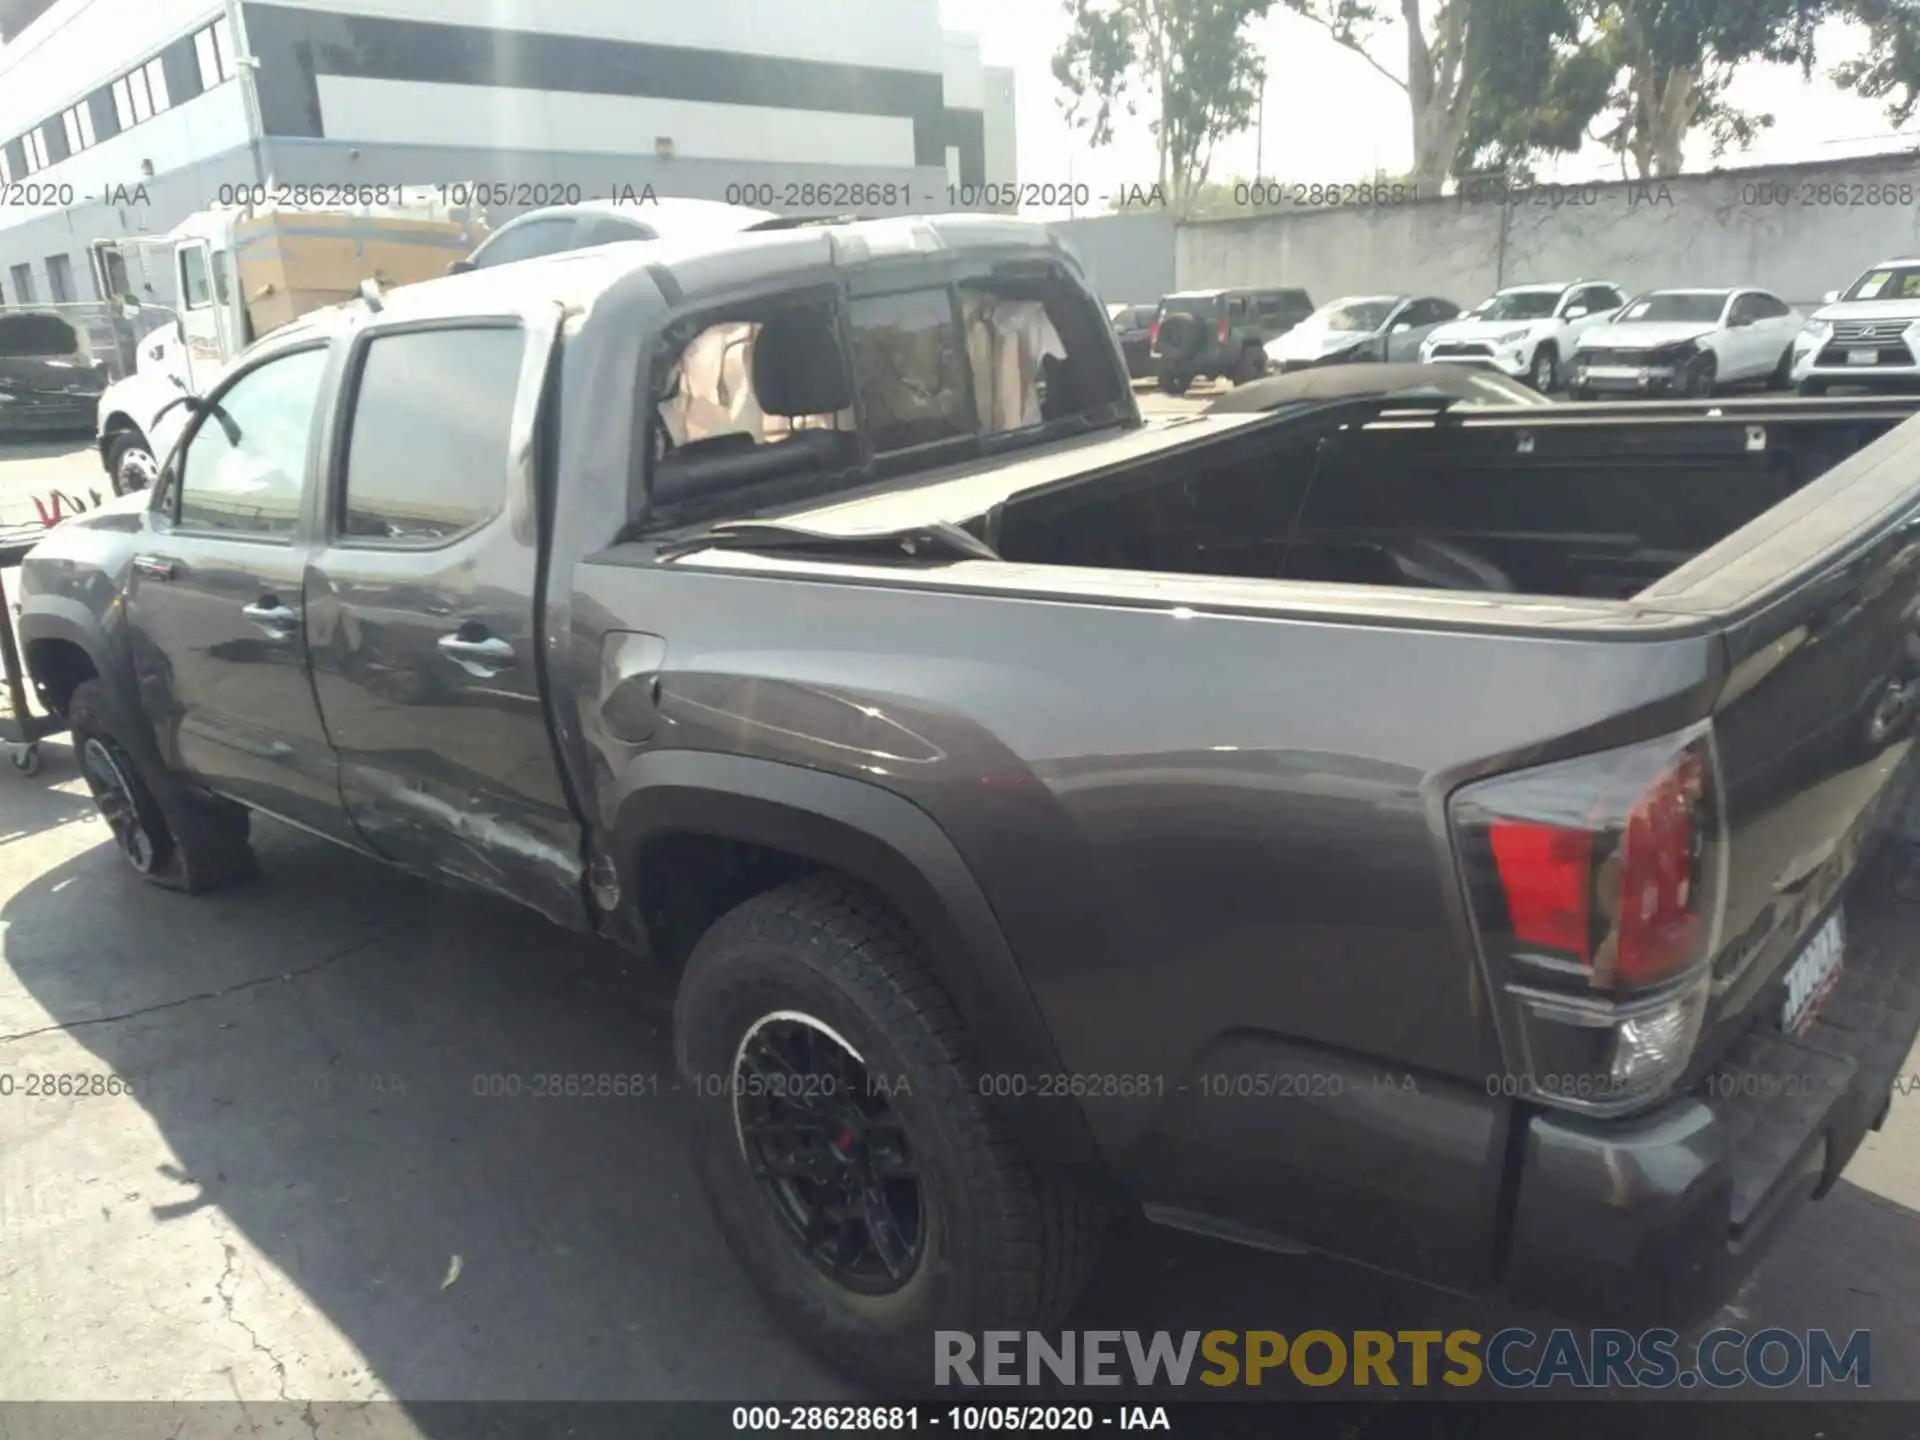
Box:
[241, 601, 297, 629]
[438, 633, 516, 674]
[133, 554, 178, 580]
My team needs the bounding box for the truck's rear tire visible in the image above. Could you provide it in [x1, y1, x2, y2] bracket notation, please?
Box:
[67, 680, 253, 893]
[106, 431, 158, 497]
[674, 875, 1107, 1394]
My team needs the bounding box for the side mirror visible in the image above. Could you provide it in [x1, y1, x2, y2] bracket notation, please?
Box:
[447, 257, 477, 276]
[1823, 289, 1840, 304]
[1563, 305, 1589, 320]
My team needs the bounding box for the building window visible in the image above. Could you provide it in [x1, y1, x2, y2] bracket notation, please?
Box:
[9, 265, 34, 303]
[128, 69, 153, 124]
[144, 58, 171, 115]
[59, 103, 95, 154]
[46, 254, 76, 303]
[23, 130, 48, 173]
[113, 76, 135, 130]
[195, 21, 236, 89]
[0, 149, 10, 185]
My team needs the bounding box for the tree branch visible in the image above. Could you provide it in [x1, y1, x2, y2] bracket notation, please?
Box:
[1290, 5, 1410, 91]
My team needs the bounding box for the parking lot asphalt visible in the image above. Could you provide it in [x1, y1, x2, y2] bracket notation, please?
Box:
[4, 415, 1920, 1425]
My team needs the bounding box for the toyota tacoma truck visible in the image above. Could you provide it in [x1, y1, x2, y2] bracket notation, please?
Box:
[17, 215, 1920, 1393]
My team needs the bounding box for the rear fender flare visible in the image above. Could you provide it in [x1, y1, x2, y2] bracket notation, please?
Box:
[607, 750, 1108, 1172]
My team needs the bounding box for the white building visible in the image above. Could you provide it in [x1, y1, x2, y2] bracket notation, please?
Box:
[0, 0, 1017, 304]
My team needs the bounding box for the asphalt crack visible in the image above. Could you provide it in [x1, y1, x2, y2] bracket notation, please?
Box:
[214, 1226, 318, 1434]
[0, 926, 411, 1045]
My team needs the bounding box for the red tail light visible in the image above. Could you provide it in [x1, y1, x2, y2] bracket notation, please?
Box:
[1487, 822, 1592, 957]
[1217, 316, 1230, 343]
[1451, 725, 1725, 1111]
[1453, 725, 1723, 995]
[1149, 321, 1159, 349]
[1613, 750, 1706, 987]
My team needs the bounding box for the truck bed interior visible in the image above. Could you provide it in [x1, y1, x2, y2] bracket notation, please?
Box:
[991, 408, 1910, 600]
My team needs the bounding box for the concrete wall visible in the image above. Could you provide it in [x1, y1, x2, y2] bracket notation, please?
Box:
[1172, 153, 1920, 309]
[1049, 210, 1177, 307]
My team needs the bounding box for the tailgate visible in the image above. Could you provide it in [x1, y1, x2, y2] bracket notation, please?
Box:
[1691, 493, 1920, 1075]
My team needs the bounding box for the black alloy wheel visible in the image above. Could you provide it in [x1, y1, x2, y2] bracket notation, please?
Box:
[732, 1010, 925, 1295]
[79, 735, 165, 875]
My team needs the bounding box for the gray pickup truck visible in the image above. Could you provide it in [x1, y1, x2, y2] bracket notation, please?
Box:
[18, 214, 1920, 1393]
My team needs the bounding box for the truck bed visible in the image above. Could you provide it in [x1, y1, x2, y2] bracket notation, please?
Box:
[991, 397, 1918, 601]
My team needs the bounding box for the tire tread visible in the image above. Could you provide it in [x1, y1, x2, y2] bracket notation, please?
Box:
[677, 874, 1107, 1390]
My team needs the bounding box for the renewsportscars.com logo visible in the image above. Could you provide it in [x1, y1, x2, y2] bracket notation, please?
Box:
[935, 1328, 1871, 1390]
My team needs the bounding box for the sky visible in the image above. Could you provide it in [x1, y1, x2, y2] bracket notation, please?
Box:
[938, 0, 1917, 218]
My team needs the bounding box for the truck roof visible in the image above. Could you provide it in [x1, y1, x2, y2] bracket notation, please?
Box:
[269, 212, 1071, 336]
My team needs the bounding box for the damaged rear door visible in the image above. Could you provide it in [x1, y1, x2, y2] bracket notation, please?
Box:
[302, 304, 588, 929]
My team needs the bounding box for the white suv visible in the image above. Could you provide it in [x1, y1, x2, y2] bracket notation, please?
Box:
[1794, 258, 1920, 394]
[1420, 280, 1628, 391]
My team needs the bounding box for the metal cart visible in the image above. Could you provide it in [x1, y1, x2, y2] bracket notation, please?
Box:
[1, 520, 63, 775]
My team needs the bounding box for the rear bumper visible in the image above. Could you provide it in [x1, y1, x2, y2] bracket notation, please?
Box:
[1128, 838, 1920, 1324]
[1504, 840, 1920, 1320]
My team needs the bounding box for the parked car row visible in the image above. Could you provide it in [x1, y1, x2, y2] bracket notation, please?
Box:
[1111, 270, 1920, 401]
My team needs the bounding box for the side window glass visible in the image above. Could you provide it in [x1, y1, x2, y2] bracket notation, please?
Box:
[340, 327, 526, 543]
[846, 288, 973, 453]
[580, 216, 654, 247]
[179, 245, 211, 308]
[176, 348, 329, 537]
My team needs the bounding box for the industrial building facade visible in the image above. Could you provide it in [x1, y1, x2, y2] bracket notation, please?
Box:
[0, 0, 1017, 304]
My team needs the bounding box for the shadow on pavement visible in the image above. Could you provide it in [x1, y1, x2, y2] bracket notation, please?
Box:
[0, 757, 1915, 1421]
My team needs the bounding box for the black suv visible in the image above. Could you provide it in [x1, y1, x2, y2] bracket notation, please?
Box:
[1150, 286, 1314, 393]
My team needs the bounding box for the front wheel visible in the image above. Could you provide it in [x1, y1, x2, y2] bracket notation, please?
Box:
[68, 680, 253, 891]
[1771, 345, 1796, 391]
[1157, 372, 1191, 396]
[675, 876, 1108, 1394]
[106, 431, 158, 497]
[1528, 345, 1558, 392]
[1682, 352, 1717, 398]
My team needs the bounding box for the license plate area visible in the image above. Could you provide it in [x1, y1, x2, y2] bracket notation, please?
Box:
[1848, 348, 1879, 366]
[1781, 909, 1846, 1035]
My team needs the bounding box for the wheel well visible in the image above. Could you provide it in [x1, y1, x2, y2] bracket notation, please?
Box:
[23, 639, 97, 718]
[631, 831, 818, 969]
[98, 413, 141, 464]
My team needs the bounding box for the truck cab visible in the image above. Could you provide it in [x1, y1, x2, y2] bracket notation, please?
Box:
[88, 211, 251, 495]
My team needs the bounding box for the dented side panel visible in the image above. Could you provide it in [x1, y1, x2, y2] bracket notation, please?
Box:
[302, 302, 589, 929]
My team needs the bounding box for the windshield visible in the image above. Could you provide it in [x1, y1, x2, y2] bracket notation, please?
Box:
[1617, 293, 1728, 323]
[1309, 299, 1398, 332]
[1469, 290, 1562, 321]
[1843, 265, 1920, 301]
